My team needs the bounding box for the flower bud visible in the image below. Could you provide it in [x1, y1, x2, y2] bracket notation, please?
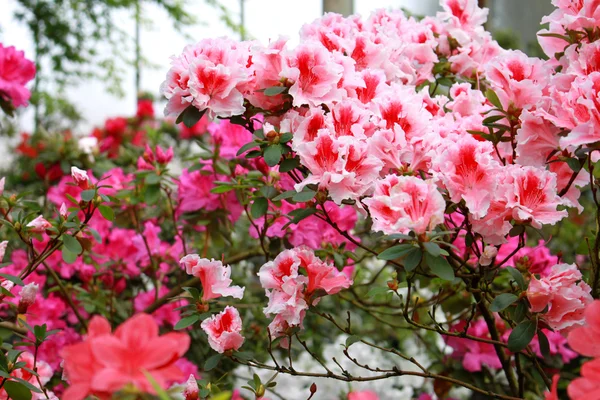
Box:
[0, 241, 7, 264]
[59, 203, 68, 219]
[18, 283, 39, 313]
[479, 245, 498, 267]
[182, 375, 199, 400]
[0, 177, 4, 196]
[71, 167, 90, 190]
[255, 384, 266, 398]
[26, 216, 52, 233]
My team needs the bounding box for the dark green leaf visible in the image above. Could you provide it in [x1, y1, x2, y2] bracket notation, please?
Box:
[506, 267, 527, 290]
[264, 145, 282, 167]
[272, 190, 296, 201]
[279, 157, 299, 172]
[80, 189, 95, 202]
[98, 205, 114, 221]
[538, 329, 551, 360]
[259, 186, 278, 200]
[404, 248, 423, 272]
[289, 207, 317, 224]
[264, 86, 287, 96]
[177, 105, 207, 128]
[4, 380, 32, 400]
[489, 293, 518, 312]
[0, 274, 24, 287]
[251, 198, 269, 219]
[367, 287, 389, 298]
[425, 253, 454, 281]
[210, 185, 235, 194]
[204, 353, 222, 371]
[508, 320, 537, 352]
[378, 244, 416, 261]
[236, 141, 259, 156]
[422, 242, 442, 257]
[62, 247, 77, 264]
[174, 315, 200, 330]
[485, 88, 503, 110]
[144, 184, 161, 205]
[292, 190, 316, 203]
[345, 335, 360, 348]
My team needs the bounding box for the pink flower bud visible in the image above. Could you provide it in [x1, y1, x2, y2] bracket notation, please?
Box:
[0, 279, 14, 293]
[19, 283, 39, 308]
[0, 241, 6, 263]
[71, 167, 90, 189]
[182, 375, 199, 400]
[0, 177, 4, 196]
[59, 203, 68, 219]
[155, 145, 173, 164]
[479, 245, 498, 266]
[26, 216, 52, 233]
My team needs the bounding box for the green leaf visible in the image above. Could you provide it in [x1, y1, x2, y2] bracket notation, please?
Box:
[425, 253, 454, 281]
[62, 247, 78, 264]
[512, 300, 527, 323]
[80, 189, 96, 202]
[378, 244, 416, 261]
[537, 329, 551, 360]
[177, 105, 207, 128]
[279, 157, 299, 172]
[264, 86, 287, 96]
[485, 88, 503, 110]
[272, 190, 297, 201]
[489, 293, 519, 312]
[289, 207, 317, 224]
[422, 242, 442, 257]
[4, 380, 32, 400]
[98, 205, 114, 221]
[210, 185, 235, 194]
[345, 335, 360, 348]
[259, 186, 278, 200]
[264, 145, 282, 167]
[145, 173, 161, 185]
[144, 184, 161, 205]
[482, 115, 506, 125]
[403, 248, 423, 272]
[204, 353, 222, 371]
[279, 132, 293, 143]
[508, 320, 537, 352]
[174, 314, 200, 330]
[506, 267, 527, 290]
[0, 274, 24, 287]
[292, 190, 316, 203]
[237, 141, 259, 156]
[251, 197, 269, 219]
[367, 287, 389, 298]
[62, 235, 82, 254]
[566, 157, 581, 172]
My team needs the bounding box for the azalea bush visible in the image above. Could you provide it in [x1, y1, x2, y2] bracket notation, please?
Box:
[3, 0, 600, 399]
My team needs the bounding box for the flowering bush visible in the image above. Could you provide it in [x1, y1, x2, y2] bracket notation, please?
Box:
[5, 0, 600, 399]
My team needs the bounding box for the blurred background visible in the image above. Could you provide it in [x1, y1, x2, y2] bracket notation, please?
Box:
[0, 0, 552, 136]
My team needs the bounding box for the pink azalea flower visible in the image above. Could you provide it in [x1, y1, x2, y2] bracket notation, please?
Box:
[568, 358, 600, 399]
[0, 177, 5, 196]
[527, 263, 593, 331]
[363, 175, 446, 235]
[446, 319, 503, 372]
[544, 375, 560, 400]
[207, 119, 254, 159]
[441, 0, 488, 29]
[201, 306, 245, 353]
[502, 165, 567, 229]
[161, 38, 251, 118]
[61, 314, 190, 399]
[0, 44, 36, 108]
[281, 41, 344, 107]
[567, 300, 600, 358]
[182, 374, 198, 400]
[348, 390, 379, 400]
[179, 255, 244, 301]
[432, 135, 501, 218]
